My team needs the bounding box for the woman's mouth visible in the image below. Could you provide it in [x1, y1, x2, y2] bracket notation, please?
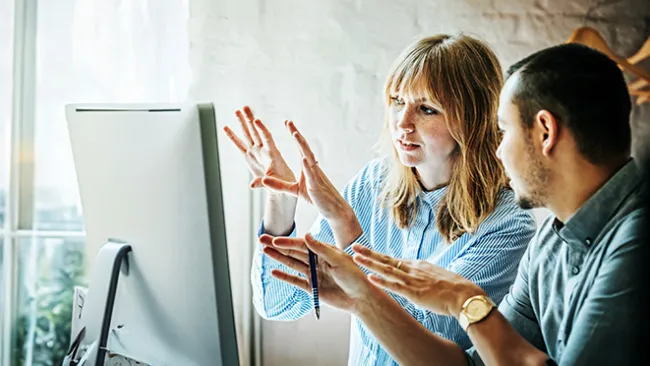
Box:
[397, 139, 421, 151]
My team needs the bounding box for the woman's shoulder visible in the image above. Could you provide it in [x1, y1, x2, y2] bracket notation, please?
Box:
[348, 157, 389, 191]
[481, 189, 537, 230]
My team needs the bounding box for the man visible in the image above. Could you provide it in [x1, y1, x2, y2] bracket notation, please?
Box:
[263, 42, 647, 365]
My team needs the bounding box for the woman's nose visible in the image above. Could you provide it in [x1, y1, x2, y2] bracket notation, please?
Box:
[397, 106, 416, 133]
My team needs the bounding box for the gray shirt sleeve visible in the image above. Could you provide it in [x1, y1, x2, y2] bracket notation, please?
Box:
[465, 240, 545, 365]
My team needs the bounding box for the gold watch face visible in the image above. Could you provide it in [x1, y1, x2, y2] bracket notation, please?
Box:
[465, 298, 491, 321]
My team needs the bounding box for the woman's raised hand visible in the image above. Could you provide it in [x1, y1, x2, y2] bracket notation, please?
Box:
[262, 121, 349, 221]
[224, 109, 362, 246]
[222, 106, 296, 192]
[261, 121, 364, 248]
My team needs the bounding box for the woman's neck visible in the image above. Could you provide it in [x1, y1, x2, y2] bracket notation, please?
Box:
[414, 162, 452, 191]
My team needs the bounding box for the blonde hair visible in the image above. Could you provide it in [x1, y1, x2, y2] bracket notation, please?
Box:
[378, 34, 508, 243]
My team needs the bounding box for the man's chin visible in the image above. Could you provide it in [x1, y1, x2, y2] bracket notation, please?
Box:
[515, 195, 540, 210]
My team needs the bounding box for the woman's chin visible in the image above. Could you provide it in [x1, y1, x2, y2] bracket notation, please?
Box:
[397, 154, 421, 168]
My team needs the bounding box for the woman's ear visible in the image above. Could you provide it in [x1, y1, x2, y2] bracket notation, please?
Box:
[534, 110, 559, 157]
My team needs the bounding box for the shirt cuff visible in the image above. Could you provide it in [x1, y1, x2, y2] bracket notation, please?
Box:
[258, 220, 297, 238]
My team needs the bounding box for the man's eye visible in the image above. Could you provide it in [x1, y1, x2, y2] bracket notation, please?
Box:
[391, 96, 405, 106]
[421, 106, 439, 115]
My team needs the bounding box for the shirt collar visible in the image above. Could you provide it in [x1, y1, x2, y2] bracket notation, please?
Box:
[419, 184, 448, 207]
[553, 159, 644, 247]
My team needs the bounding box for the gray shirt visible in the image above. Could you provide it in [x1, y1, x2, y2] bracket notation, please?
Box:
[467, 160, 646, 365]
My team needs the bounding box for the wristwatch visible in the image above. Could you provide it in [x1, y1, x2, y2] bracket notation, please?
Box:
[458, 294, 496, 331]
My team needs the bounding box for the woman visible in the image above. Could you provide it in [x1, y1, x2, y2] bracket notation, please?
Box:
[224, 34, 536, 366]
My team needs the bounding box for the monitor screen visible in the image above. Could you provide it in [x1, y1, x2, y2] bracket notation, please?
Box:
[65, 103, 239, 366]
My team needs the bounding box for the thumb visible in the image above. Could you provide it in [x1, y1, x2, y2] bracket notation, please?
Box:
[249, 177, 264, 189]
[261, 176, 300, 197]
[304, 234, 339, 263]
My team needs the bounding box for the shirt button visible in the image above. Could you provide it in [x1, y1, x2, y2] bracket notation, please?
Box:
[585, 238, 592, 246]
[572, 266, 580, 275]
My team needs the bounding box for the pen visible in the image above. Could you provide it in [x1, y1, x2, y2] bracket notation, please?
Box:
[308, 249, 320, 319]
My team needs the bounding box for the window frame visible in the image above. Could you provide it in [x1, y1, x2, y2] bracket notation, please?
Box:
[1, 1, 86, 364]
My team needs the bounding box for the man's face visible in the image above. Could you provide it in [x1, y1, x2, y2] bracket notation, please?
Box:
[496, 75, 549, 209]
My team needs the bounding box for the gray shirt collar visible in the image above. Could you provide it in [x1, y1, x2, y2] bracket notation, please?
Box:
[552, 159, 643, 247]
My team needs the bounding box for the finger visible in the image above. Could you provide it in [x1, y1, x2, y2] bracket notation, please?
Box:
[271, 269, 310, 292]
[284, 119, 298, 135]
[297, 169, 309, 202]
[249, 119, 264, 146]
[261, 176, 300, 197]
[260, 234, 301, 252]
[254, 119, 278, 149]
[293, 132, 317, 165]
[353, 254, 410, 281]
[367, 273, 410, 295]
[222, 126, 248, 154]
[352, 244, 402, 268]
[259, 234, 275, 246]
[271, 238, 310, 263]
[241, 107, 263, 146]
[261, 240, 305, 262]
[263, 246, 309, 274]
[235, 109, 254, 146]
[242, 105, 255, 121]
[303, 234, 343, 263]
[301, 157, 319, 182]
[272, 237, 309, 253]
[250, 177, 264, 189]
[288, 122, 317, 165]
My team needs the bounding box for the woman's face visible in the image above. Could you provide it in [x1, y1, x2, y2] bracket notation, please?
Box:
[388, 90, 457, 170]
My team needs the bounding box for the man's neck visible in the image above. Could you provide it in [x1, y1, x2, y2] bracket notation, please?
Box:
[547, 157, 629, 223]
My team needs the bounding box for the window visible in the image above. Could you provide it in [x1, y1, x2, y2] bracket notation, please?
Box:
[1, 0, 16, 364]
[2, 1, 190, 364]
[15, 237, 84, 365]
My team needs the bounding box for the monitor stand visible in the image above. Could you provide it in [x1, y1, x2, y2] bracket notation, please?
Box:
[63, 240, 132, 366]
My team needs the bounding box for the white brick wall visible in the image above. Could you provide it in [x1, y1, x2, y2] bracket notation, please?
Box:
[188, 1, 649, 364]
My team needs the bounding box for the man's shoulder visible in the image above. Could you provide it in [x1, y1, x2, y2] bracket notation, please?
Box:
[603, 206, 646, 252]
[521, 215, 563, 268]
[528, 198, 647, 259]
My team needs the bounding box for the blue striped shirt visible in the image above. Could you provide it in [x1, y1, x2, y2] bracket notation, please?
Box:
[252, 158, 536, 366]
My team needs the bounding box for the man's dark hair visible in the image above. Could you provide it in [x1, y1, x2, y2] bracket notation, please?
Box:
[505, 43, 632, 164]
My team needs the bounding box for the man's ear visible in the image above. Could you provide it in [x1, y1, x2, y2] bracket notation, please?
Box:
[533, 110, 559, 157]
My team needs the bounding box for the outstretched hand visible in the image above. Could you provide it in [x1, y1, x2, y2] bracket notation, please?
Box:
[351, 244, 485, 317]
[222, 106, 295, 191]
[261, 121, 353, 223]
[260, 234, 374, 313]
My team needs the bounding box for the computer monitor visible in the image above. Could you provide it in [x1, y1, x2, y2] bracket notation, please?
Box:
[64, 103, 239, 366]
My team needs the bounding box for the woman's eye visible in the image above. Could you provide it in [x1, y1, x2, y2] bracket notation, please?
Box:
[421, 105, 439, 115]
[391, 96, 405, 106]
